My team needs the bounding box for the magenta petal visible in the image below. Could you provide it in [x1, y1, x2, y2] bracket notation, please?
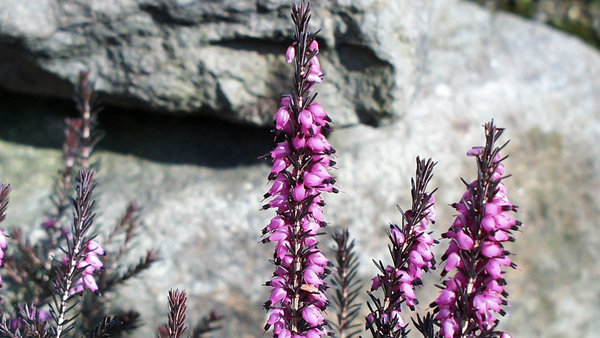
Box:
[467, 146, 484, 157]
[391, 227, 405, 245]
[304, 236, 318, 247]
[280, 96, 291, 107]
[436, 289, 456, 305]
[269, 230, 288, 242]
[445, 252, 461, 272]
[271, 158, 290, 174]
[285, 45, 295, 63]
[292, 184, 307, 201]
[481, 215, 497, 232]
[456, 230, 474, 250]
[87, 240, 105, 255]
[307, 134, 329, 152]
[441, 318, 458, 338]
[371, 276, 381, 290]
[267, 308, 284, 325]
[309, 163, 329, 179]
[308, 252, 328, 266]
[275, 107, 290, 131]
[271, 142, 290, 159]
[303, 268, 322, 286]
[302, 305, 324, 326]
[0, 231, 7, 249]
[293, 135, 306, 149]
[304, 173, 322, 187]
[409, 251, 425, 267]
[82, 274, 99, 292]
[299, 109, 313, 129]
[268, 216, 286, 231]
[485, 203, 502, 216]
[84, 253, 103, 269]
[485, 260, 503, 278]
[309, 103, 326, 120]
[302, 221, 320, 235]
[270, 287, 287, 304]
[481, 241, 502, 258]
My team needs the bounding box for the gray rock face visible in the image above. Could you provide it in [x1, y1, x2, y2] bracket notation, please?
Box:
[1, 1, 600, 337]
[0, 0, 432, 126]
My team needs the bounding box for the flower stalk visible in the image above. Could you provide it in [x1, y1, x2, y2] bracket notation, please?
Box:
[261, 1, 336, 336]
[432, 121, 521, 338]
[366, 157, 437, 338]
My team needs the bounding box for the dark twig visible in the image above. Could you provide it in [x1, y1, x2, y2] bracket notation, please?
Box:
[50, 169, 97, 338]
[330, 229, 362, 338]
[191, 310, 224, 338]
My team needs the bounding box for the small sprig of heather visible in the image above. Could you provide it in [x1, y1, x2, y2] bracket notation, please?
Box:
[79, 202, 156, 333]
[103, 202, 142, 255]
[43, 70, 103, 238]
[51, 169, 99, 338]
[43, 117, 81, 238]
[102, 249, 159, 293]
[73, 240, 105, 294]
[191, 309, 225, 337]
[261, 1, 336, 336]
[366, 157, 437, 337]
[158, 289, 189, 338]
[330, 229, 362, 338]
[87, 310, 140, 338]
[88, 315, 130, 338]
[432, 121, 521, 338]
[0, 71, 158, 335]
[99, 203, 158, 293]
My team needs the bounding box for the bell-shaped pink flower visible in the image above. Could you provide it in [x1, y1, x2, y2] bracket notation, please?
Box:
[275, 107, 291, 131]
[82, 274, 99, 292]
[302, 305, 324, 326]
[286, 45, 295, 64]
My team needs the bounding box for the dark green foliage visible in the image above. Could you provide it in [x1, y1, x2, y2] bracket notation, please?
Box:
[330, 229, 362, 338]
[191, 309, 225, 338]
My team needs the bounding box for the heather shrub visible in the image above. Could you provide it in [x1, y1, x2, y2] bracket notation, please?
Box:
[0, 1, 523, 337]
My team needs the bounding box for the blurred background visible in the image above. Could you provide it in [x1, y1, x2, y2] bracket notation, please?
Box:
[1, 0, 599, 336]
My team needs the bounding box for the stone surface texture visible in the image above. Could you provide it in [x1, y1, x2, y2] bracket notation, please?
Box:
[0, 0, 432, 126]
[0, 1, 599, 337]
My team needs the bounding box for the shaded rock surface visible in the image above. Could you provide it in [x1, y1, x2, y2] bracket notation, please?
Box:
[0, 1, 599, 337]
[0, 0, 432, 126]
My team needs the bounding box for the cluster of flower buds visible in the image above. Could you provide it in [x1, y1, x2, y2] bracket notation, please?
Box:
[262, 2, 336, 337]
[9, 307, 50, 331]
[371, 196, 436, 308]
[433, 122, 520, 338]
[286, 39, 323, 84]
[73, 240, 104, 293]
[366, 158, 436, 337]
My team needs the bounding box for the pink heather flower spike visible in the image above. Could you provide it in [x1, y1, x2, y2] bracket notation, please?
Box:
[366, 158, 437, 337]
[261, 1, 336, 337]
[432, 120, 522, 338]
